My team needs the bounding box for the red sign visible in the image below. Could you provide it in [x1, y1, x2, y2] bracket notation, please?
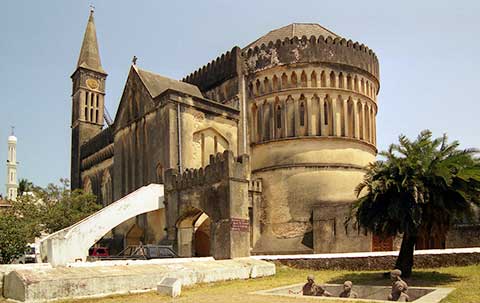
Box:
[231, 218, 250, 232]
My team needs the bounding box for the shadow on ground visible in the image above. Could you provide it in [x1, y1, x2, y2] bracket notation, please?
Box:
[327, 271, 461, 287]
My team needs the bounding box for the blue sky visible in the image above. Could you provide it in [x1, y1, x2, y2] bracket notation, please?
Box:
[1, 0, 479, 192]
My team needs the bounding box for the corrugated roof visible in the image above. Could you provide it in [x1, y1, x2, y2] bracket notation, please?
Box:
[135, 67, 203, 99]
[244, 23, 339, 50]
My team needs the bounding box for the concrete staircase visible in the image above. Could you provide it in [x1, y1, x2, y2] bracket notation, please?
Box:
[39, 184, 164, 266]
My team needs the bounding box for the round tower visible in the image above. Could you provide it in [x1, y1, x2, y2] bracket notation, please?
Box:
[243, 23, 379, 254]
[6, 132, 18, 201]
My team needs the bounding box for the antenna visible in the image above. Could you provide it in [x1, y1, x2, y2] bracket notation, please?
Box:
[10, 126, 15, 136]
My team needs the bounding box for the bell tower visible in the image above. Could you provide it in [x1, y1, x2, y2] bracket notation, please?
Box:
[70, 8, 107, 189]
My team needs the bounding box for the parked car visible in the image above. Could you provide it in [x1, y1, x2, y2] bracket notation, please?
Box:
[97, 244, 178, 260]
[13, 244, 37, 264]
[88, 247, 109, 257]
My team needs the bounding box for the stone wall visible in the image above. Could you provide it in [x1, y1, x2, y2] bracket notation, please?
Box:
[256, 248, 480, 271]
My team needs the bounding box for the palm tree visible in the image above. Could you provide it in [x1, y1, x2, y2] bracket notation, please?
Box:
[18, 179, 34, 196]
[350, 130, 480, 277]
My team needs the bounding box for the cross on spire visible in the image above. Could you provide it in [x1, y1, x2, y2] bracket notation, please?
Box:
[89, 4, 95, 13]
[10, 126, 15, 136]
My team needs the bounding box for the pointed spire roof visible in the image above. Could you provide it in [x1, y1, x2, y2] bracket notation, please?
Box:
[76, 9, 106, 74]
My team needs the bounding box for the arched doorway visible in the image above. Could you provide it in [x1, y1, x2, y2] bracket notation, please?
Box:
[176, 209, 211, 257]
[194, 213, 211, 257]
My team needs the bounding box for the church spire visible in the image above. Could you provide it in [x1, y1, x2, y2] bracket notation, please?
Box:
[76, 8, 106, 74]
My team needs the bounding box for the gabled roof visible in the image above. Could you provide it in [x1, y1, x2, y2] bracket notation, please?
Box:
[135, 66, 203, 99]
[76, 10, 106, 74]
[244, 23, 339, 50]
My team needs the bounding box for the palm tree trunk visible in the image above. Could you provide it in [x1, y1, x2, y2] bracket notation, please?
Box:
[395, 231, 417, 277]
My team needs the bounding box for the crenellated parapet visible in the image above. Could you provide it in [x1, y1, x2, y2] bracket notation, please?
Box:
[249, 178, 262, 193]
[164, 150, 249, 192]
[243, 35, 379, 82]
[182, 47, 242, 92]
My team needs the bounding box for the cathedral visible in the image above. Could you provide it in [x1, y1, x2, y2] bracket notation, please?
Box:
[71, 9, 480, 257]
[71, 9, 389, 256]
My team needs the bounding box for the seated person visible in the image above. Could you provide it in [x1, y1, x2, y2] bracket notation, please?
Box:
[339, 280, 358, 298]
[388, 269, 410, 302]
[301, 275, 332, 297]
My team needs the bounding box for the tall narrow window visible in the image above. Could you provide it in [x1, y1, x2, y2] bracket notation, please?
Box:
[291, 72, 298, 88]
[300, 102, 305, 126]
[311, 71, 317, 87]
[276, 105, 282, 128]
[273, 75, 279, 91]
[329, 71, 336, 88]
[264, 77, 270, 94]
[320, 71, 327, 87]
[256, 79, 262, 95]
[339, 73, 345, 88]
[85, 92, 89, 121]
[324, 101, 329, 125]
[281, 73, 288, 89]
[301, 71, 307, 87]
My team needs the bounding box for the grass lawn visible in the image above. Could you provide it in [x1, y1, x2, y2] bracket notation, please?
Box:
[2, 264, 479, 303]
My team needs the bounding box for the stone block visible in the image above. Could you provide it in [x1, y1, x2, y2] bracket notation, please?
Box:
[2, 258, 275, 302]
[157, 277, 181, 297]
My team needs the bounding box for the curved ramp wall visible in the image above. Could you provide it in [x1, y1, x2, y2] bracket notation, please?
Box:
[40, 184, 164, 266]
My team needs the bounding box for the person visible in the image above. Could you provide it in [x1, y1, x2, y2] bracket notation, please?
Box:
[302, 275, 316, 296]
[313, 284, 332, 297]
[339, 280, 358, 298]
[301, 275, 332, 297]
[388, 269, 409, 302]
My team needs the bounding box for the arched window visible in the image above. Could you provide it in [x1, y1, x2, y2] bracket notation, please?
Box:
[276, 105, 282, 128]
[329, 71, 336, 88]
[83, 177, 92, 194]
[291, 72, 298, 88]
[281, 73, 288, 89]
[256, 79, 262, 95]
[347, 74, 353, 90]
[324, 101, 329, 125]
[320, 71, 327, 87]
[299, 102, 305, 126]
[311, 71, 317, 87]
[84, 92, 89, 120]
[272, 75, 279, 91]
[300, 71, 307, 87]
[264, 77, 270, 94]
[339, 73, 345, 89]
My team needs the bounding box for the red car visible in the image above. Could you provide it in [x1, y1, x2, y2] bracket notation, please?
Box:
[88, 247, 109, 257]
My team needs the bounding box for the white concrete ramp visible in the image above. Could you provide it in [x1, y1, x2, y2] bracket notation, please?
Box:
[39, 184, 164, 266]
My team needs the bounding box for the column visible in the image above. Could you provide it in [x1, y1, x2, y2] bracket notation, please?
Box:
[343, 98, 349, 137]
[306, 95, 312, 136]
[319, 96, 325, 136]
[331, 97, 339, 136]
[361, 102, 366, 140]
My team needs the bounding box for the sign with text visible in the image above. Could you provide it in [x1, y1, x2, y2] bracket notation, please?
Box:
[231, 218, 250, 232]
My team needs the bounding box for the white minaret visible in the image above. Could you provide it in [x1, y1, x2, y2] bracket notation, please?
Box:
[6, 128, 18, 201]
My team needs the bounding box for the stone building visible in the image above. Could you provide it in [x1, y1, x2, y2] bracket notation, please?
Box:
[71, 12, 476, 256]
